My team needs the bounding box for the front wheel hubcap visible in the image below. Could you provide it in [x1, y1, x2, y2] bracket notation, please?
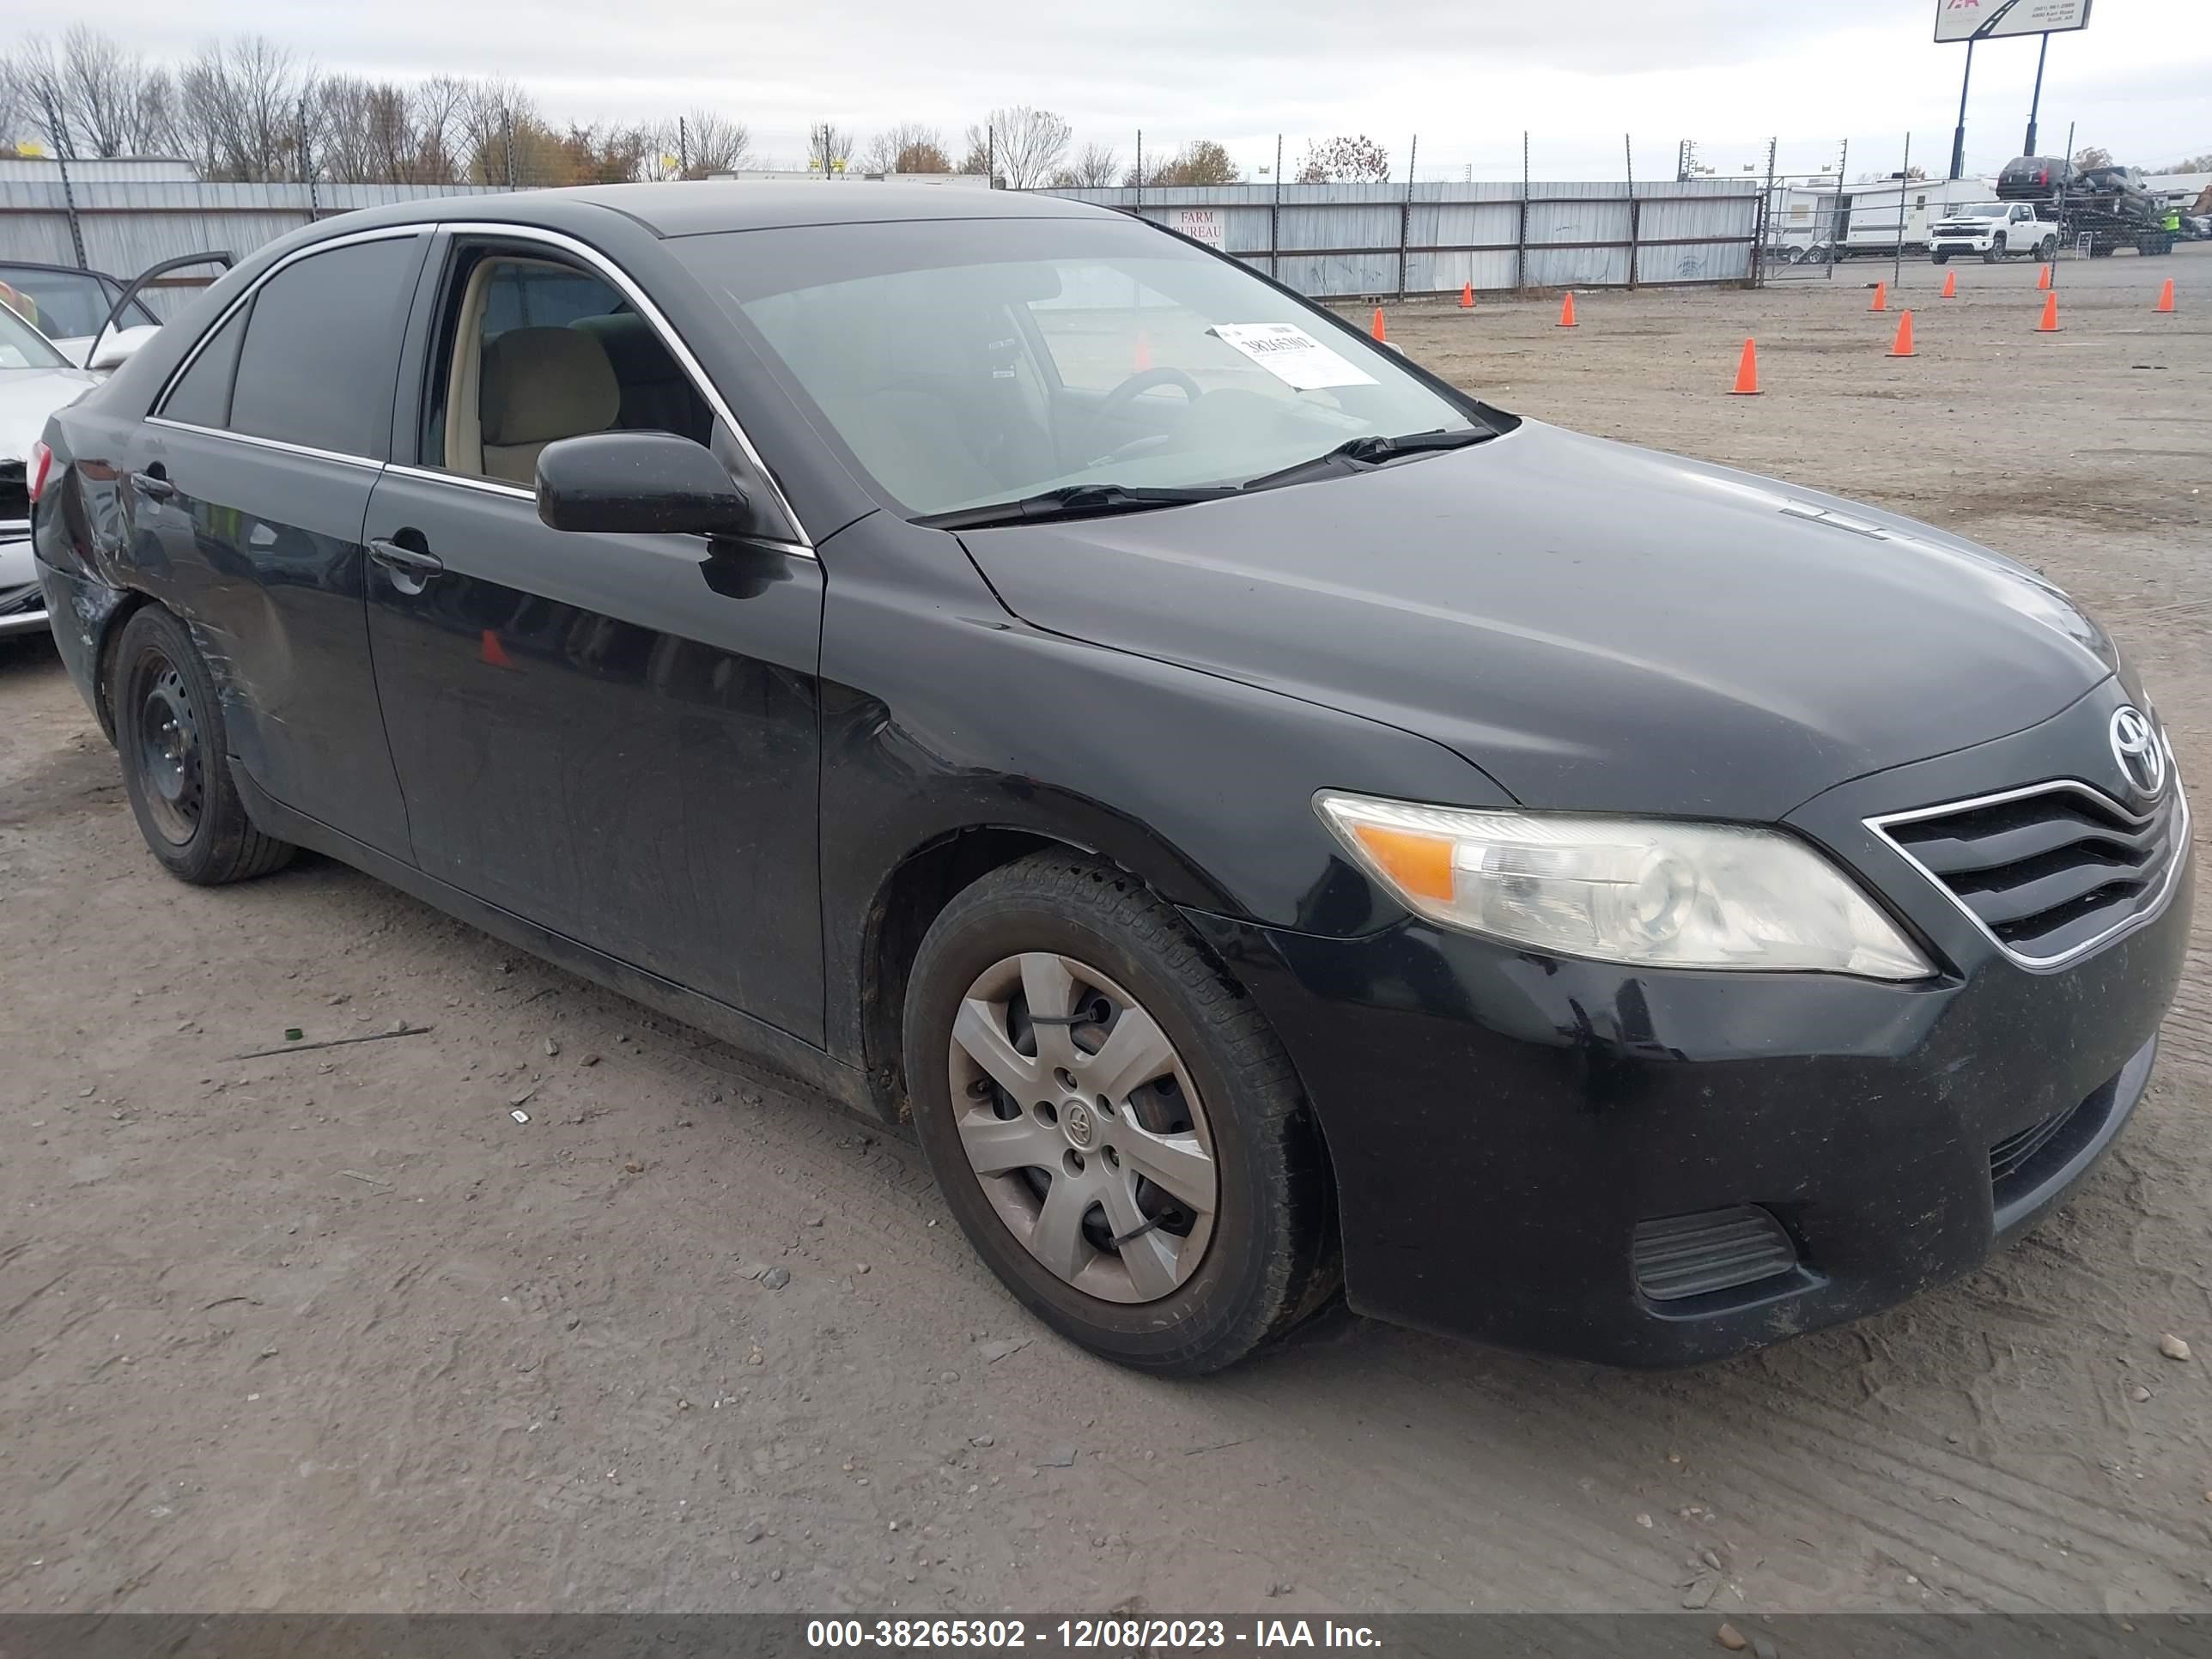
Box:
[947, 951, 1218, 1304]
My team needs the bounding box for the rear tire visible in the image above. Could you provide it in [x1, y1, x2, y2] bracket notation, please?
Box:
[108, 605, 295, 885]
[902, 852, 1337, 1375]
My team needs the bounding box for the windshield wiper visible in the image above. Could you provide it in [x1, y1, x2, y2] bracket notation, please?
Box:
[919, 482, 1240, 532]
[1237, 427, 1494, 492]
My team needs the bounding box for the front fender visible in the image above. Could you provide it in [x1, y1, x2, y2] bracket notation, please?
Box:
[814, 511, 1508, 1069]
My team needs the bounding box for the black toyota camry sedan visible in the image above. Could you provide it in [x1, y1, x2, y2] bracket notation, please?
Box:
[30, 185, 2191, 1374]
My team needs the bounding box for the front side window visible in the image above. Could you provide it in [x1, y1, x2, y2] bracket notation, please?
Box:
[222, 236, 424, 458]
[0, 266, 156, 341]
[674, 217, 1489, 518]
[422, 251, 714, 486]
[0, 299, 70, 370]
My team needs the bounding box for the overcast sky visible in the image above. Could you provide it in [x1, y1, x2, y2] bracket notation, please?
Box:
[76, 0, 2212, 179]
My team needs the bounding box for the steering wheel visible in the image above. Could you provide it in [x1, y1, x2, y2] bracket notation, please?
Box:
[1080, 367, 1204, 460]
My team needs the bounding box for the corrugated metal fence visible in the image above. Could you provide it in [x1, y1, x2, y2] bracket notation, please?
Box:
[0, 176, 1765, 314]
[0, 179, 512, 314]
[1041, 180, 1765, 297]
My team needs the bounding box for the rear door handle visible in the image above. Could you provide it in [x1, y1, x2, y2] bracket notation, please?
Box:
[368, 537, 444, 594]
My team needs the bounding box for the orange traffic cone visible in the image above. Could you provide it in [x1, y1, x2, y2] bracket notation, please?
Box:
[1728, 337, 1760, 395]
[1940, 269, 1957, 299]
[1887, 310, 1917, 357]
[2037, 290, 2060, 331]
[2154, 277, 2176, 313]
[1558, 292, 1578, 328]
[1869, 282, 1887, 312]
[1460, 283, 1474, 309]
[1371, 307, 1387, 341]
[480, 629, 512, 669]
[2037, 264, 2051, 290]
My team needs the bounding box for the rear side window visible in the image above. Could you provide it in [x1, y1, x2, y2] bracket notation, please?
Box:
[224, 235, 424, 459]
[159, 302, 250, 428]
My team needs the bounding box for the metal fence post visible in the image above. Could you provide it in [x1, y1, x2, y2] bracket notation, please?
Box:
[1893, 131, 1911, 293]
[1271, 133, 1282, 278]
[1753, 137, 1777, 287]
[1625, 133, 1638, 289]
[1398, 133, 1416, 301]
[40, 93, 89, 270]
[1830, 137, 1848, 279]
[1517, 131, 1529, 291]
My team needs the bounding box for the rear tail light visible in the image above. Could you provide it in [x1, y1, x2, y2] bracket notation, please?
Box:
[27, 440, 52, 506]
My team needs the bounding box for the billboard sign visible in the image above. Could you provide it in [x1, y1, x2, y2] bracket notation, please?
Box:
[1935, 0, 2091, 42]
[1174, 208, 1226, 249]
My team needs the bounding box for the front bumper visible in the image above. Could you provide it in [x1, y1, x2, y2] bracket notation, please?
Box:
[1186, 690, 2194, 1367]
[1, 533, 50, 638]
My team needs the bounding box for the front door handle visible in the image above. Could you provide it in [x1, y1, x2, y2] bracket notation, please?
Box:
[368, 536, 444, 595]
[132, 465, 174, 501]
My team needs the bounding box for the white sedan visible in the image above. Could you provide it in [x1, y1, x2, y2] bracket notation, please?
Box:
[1, 304, 98, 639]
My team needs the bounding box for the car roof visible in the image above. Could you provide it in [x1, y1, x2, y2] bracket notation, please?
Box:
[333, 181, 1120, 242]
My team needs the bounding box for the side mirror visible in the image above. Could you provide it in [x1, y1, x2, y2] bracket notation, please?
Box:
[87, 324, 161, 372]
[536, 431, 751, 536]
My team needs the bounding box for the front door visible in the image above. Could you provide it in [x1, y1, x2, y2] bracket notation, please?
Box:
[361, 239, 825, 1043]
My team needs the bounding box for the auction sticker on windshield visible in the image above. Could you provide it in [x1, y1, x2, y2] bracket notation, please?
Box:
[1209, 322, 1377, 391]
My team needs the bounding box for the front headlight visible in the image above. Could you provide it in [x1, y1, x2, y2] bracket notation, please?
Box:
[1316, 792, 1933, 980]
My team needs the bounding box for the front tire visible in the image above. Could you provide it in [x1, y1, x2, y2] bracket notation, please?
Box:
[2038, 235, 2058, 261]
[903, 854, 1336, 1374]
[109, 605, 295, 885]
[1931, 252, 1949, 264]
[1983, 235, 2005, 264]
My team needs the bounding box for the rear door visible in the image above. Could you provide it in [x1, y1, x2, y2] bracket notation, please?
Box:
[359, 233, 825, 1042]
[130, 229, 428, 859]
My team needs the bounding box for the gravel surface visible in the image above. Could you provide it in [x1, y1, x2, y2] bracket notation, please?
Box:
[2, 243, 2207, 1615]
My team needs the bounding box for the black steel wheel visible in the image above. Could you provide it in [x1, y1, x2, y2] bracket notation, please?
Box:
[109, 605, 294, 884]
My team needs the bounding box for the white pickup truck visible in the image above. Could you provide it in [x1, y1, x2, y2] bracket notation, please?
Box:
[1929, 201, 2059, 264]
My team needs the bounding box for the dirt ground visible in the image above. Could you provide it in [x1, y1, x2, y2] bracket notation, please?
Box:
[3, 244, 2208, 1618]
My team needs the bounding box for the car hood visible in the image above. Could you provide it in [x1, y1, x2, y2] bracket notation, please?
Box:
[0, 365, 98, 461]
[958, 421, 2116, 819]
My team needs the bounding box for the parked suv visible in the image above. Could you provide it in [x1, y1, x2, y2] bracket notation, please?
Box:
[1996, 155, 2076, 203]
[28, 185, 2193, 1374]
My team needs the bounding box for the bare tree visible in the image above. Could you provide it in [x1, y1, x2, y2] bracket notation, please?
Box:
[1051, 143, 1119, 188]
[1295, 135, 1389, 185]
[807, 122, 855, 174]
[975, 106, 1069, 189]
[2073, 145, 2112, 170]
[865, 122, 950, 175]
[457, 78, 536, 184]
[174, 35, 314, 181]
[2168, 152, 2212, 173]
[677, 109, 750, 177]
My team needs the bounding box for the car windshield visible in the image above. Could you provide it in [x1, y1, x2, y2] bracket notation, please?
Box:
[1955, 204, 2007, 218]
[0, 265, 157, 341]
[672, 215, 1489, 518]
[0, 298, 70, 370]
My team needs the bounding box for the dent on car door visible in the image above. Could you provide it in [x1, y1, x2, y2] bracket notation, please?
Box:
[127, 231, 428, 860]
[360, 238, 827, 1043]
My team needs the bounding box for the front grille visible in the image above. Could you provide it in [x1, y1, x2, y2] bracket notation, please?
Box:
[1871, 777, 2188, 968]
[1990, 1099, 2086, 1188]
[1632, 1206, 1800, 1304]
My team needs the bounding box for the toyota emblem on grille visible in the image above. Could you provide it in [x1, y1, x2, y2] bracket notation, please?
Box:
[2110, 706, 2166, 799]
